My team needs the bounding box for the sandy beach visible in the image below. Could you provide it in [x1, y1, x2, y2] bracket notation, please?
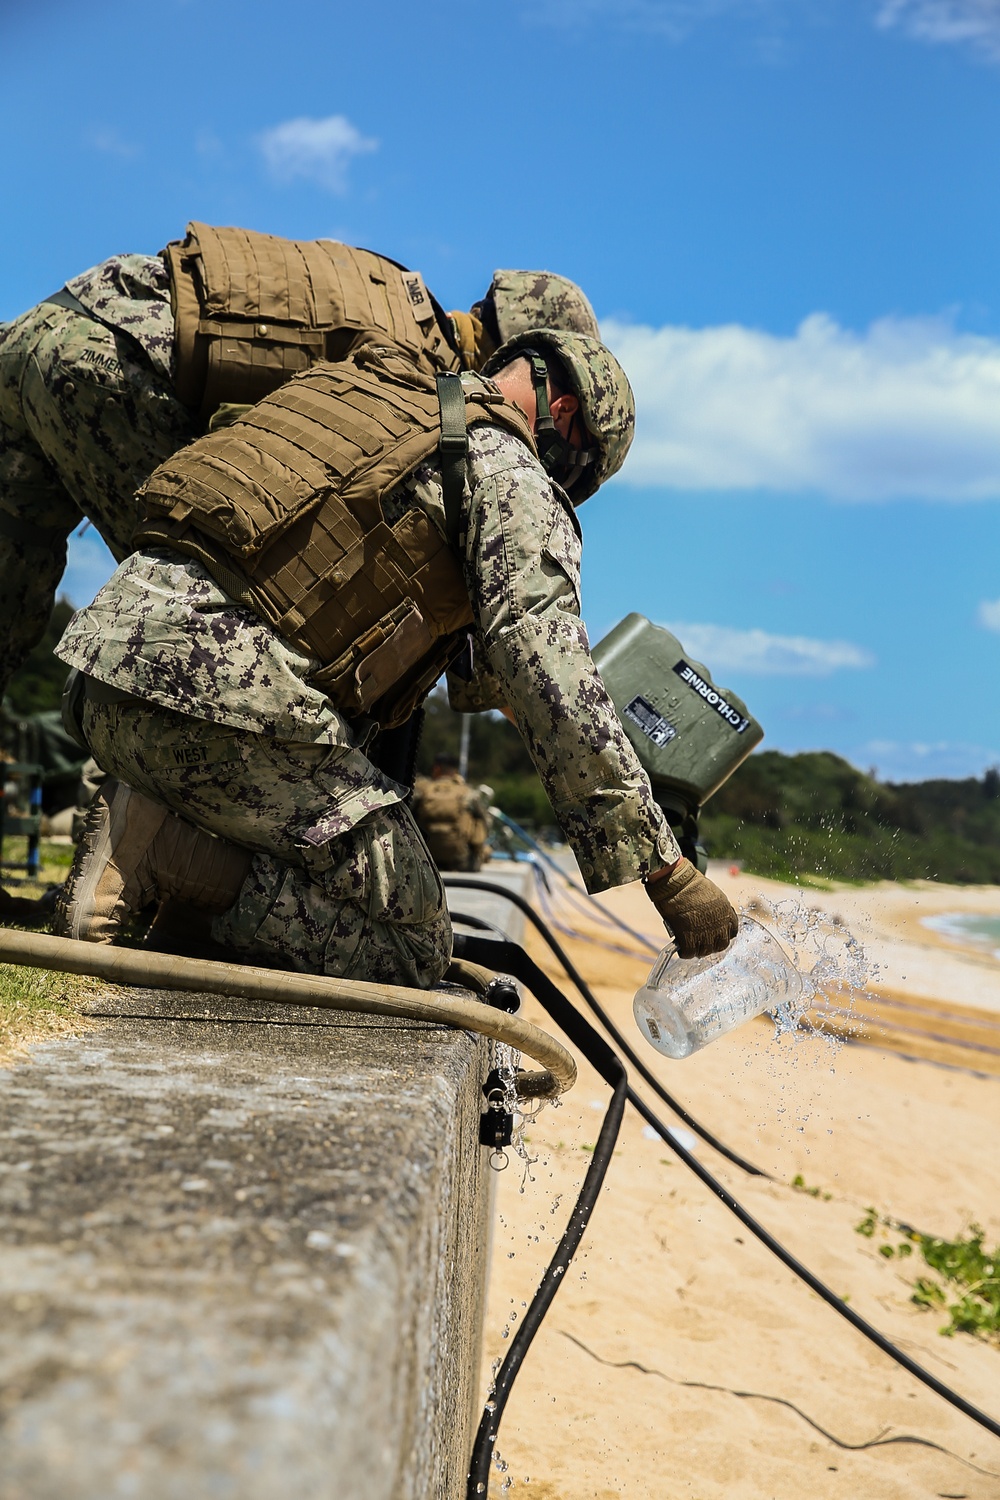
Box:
[480, 864, 1000, 1499]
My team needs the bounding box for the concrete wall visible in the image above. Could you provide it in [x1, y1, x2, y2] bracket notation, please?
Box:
[0, 989, 492, 1500]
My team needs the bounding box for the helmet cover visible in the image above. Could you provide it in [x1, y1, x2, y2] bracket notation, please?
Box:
[487, 270, 600, 345]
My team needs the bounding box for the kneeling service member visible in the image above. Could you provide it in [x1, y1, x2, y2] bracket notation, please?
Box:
[54, 329, 737, 986]
[0, 218, 599, 698]
[411, 754, 490, 873]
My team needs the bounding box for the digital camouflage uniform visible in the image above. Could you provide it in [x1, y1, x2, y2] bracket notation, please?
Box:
[0, 256, 200, 694]
[57, 420, 680, 985]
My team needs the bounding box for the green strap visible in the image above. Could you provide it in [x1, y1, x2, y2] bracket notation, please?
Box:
[0, 510, 67, 548]
[435, 372, 467, 547]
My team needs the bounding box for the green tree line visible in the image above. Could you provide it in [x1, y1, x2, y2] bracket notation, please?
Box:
[699, 749, 1000, 884]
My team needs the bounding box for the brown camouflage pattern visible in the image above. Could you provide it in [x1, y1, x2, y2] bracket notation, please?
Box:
[487, 271, 600, 345]
[81, 697, 450, 988]
[0, 257, 199, 693]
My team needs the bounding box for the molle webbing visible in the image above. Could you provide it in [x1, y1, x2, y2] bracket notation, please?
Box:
[134, 348, 536, 728]
[164, 222, 460, 416]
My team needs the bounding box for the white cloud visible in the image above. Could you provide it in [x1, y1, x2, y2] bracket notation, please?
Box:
[663, 622, 875, 675]
[533, 0, 1000, 56]
[978, 597, 1000, 630]
[88, 126, 140, 160]
[604, 313, 1000, 500]
[257, 114, 377, 194]
[876, 0, 1000, 59]
[861, 738, 1000, 781]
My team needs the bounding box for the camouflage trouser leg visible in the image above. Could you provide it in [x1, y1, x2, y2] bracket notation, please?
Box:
[0, 302, 199, 693]
[82, 698, 453, 989]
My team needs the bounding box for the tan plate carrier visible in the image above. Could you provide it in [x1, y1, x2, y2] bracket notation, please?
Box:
[164, 222, 460, 417]
[134, 345, 536, 729]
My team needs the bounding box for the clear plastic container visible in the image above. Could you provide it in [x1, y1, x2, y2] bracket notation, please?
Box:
[633, 918, 802, 1059]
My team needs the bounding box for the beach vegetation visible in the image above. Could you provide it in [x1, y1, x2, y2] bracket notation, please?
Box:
[417, 688, 1000, 882]
[791, 1173, 832, 1200]
[856, 1209, 1000, 1346]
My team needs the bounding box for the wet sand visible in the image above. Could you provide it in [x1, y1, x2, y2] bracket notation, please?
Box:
[481, 865, 1000, 1498]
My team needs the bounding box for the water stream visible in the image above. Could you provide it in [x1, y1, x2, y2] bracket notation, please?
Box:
[739, 892, 877, 1042]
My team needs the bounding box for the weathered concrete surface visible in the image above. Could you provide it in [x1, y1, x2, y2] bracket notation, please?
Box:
[0, 989, 492, 1500]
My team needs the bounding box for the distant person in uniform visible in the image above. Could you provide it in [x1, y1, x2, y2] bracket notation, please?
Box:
[411, 754, 490, 872]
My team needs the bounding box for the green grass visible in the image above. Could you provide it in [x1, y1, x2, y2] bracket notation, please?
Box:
[856, 1209, 1000, 1347]
[0, 961, 95, 1061]
[1, 837, 76, 878]
[0, 841, 95, 1059]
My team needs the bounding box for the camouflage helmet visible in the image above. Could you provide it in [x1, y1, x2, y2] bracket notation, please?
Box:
[477, 270, 600, 346]
[483, 328, 635, 503]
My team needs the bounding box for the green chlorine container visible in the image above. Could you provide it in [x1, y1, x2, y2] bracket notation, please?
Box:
[591, 613, 764, 819]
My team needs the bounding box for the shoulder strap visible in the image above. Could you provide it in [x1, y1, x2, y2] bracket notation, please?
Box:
[436, 371, 468, 546]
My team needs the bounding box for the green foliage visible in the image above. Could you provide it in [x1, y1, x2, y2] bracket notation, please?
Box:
[701, 749, 1000, 885]
[856, 1206, 878, 1238]
[791, 1173, 832, 1200]
[3, 597, 76, 716]
[855, 1211, 1000, 1345]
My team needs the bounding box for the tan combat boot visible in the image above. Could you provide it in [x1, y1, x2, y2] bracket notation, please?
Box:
[55, 780, 253, 944]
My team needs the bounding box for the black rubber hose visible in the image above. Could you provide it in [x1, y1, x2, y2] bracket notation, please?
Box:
[453, 892, 1000, 1446]
[446, 877, 769, 1178]
[454, 933, 628, 1498]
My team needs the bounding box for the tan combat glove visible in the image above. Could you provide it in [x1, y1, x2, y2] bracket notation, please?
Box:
[646, 859, 739, 959]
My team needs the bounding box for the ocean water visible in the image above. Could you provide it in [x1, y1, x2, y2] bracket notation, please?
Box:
[923, 912, 1000, 959]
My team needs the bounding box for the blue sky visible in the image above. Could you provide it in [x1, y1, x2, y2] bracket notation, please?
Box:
[3, 0, 999, 781]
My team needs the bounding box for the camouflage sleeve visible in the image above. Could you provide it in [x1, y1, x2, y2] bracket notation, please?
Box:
[64, 254, 177, 384]
[462, 427, 680, 893]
